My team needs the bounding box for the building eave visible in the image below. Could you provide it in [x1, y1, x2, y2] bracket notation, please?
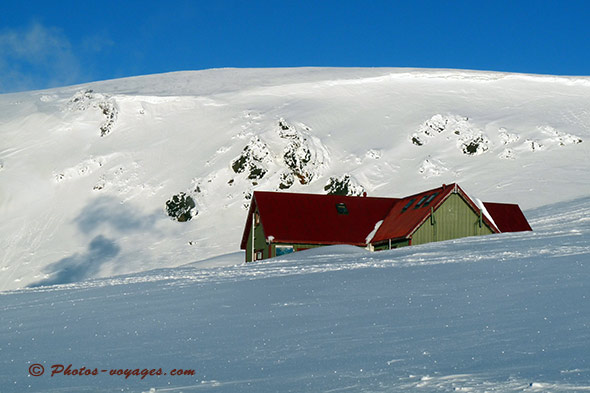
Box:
[239, 196, 258, 250]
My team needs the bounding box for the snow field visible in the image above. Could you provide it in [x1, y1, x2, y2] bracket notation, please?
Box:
[1, 195, 589, 392]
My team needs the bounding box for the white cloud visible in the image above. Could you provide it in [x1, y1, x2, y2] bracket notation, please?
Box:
[0, 22, 83, 93]
[82, 32, 115, 54]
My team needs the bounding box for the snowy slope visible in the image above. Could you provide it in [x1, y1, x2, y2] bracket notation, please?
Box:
[1, 68, 589, 290]
[1, 195, 589, 393]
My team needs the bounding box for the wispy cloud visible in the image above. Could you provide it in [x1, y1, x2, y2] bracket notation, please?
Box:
[0, 22, 84, 93]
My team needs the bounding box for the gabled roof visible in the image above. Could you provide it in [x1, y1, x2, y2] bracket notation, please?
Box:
[371, 183, 500, 243]
[240, 192, 398, 249]
[482, 202, 532, 232]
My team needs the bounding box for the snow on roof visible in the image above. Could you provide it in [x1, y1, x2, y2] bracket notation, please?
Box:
[365, 220, 383, 245]
[472, 196, 498, 230]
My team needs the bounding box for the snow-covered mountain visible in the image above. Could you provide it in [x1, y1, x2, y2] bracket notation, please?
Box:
[1, 68, 589, 291]
[1, 68, 590, 393]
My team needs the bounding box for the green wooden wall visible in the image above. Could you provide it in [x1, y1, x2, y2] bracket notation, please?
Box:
[245, 209, 270, 262]
[412, 193, 493, 245]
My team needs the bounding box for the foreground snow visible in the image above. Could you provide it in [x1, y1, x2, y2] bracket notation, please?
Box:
[1, 196, 588, 392]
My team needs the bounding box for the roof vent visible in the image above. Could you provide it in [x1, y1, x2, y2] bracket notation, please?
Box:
[336, 203, 349, 215]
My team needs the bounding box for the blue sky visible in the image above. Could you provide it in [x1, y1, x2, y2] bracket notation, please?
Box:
[1, 0, 589, 93]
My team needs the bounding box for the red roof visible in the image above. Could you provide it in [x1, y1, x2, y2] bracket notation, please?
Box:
[372, 184, 453, 242]
[240, 192, 398, 249]
[483, 202, 532, 232]
[240, 184, 530, 250]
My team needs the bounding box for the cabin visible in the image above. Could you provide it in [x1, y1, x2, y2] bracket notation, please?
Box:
[240, 183, 532, 262]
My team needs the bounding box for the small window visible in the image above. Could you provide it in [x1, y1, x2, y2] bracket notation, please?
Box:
[254, 251, 263, 261]
[423, 192, 438, 207]
[414, 195, 429, 208]
[254, 212, 260, 226]
[275, 245, 294, 256]
[401, 198, 416, 212]
[336, 203, 349, 215]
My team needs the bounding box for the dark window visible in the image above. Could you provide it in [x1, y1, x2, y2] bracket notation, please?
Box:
[414, 195, 429, 208]
[423, 192, 439, 206]
[336, 203, 349, 215]
[401, 198, 416, 212]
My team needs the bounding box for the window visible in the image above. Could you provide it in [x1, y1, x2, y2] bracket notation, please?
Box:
[275, 245, 294, 256]
[254, 212, 260, 226]
[423, 192, 438, 207]
[401, 198, 416, 212]
[414, 195, 429, 208]
[336, 203, 349, 215]
[254, 251, 263, 261]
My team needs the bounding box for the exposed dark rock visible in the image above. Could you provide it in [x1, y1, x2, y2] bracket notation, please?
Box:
[165, 192, 197, 222]
[98, 101, 118, 137]
[231, 137, 270, 182]
[461, 135, 490, 155]
[324, 175, 364, 196]
[67, 89, 118, 137]
[282, 130, 315, 185]
[278, 172, 294, 190]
